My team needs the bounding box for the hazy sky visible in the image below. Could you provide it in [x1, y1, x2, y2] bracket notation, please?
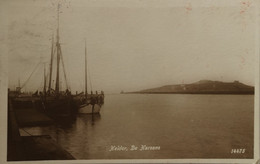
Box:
[4, 0, 257, 93]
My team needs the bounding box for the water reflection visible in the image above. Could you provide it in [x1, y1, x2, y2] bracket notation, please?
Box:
[78, 113, 101, 126]
[56, 113, 101, 158]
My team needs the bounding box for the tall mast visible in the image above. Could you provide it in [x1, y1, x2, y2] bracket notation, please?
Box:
[48, 35, 54, 92]
[43, 63, 46, 95]
[56, 4, 60, 44]
[55, 4, 60, 95]
[85, 39, 88, 99]
[17, 78, 21, 93]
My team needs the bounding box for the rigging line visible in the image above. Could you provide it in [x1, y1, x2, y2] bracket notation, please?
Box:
[88, 65, 93, 91]
[29, 63, 45, 91]
[48, 40, 56, 90]
[23, 64, 41, 91]
[59, 47, 69, 90]
[40, 62, 47, 91]
[21, 61, 41, 89]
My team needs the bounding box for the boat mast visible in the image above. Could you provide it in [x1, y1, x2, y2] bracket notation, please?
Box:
[48, 35, 54, 92]
[43, 63, 46, 95]
[85, 39, 88, 99]
[17, 78, 21, 93]
[55, 4, 60, 96]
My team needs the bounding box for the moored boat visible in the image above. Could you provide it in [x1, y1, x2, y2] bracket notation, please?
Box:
[38, 5, 78, 120]
[76, 40, 104, 114]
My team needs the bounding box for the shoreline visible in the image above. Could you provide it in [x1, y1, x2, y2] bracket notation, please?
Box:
[123, 91, 254, 95]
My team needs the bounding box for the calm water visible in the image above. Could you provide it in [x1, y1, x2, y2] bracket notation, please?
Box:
[21, 94, 254, 159]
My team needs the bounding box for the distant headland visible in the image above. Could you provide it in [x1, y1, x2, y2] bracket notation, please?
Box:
[124, 80, 254, 95]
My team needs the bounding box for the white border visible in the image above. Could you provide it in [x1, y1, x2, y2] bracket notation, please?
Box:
[0, 0, 259, 163]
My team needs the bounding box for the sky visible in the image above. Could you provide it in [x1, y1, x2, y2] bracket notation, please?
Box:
[3, 0, 257, 94]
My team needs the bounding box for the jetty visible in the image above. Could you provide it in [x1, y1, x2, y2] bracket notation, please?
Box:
[11, 96, 53, 127]
[7, 98, 75, 161]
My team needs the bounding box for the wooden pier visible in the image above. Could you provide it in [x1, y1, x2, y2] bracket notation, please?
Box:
[7, 99, 75, 161]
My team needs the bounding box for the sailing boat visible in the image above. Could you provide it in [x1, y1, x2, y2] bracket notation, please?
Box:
[77, 40, 104, 114]
[40, 5, 77, 119]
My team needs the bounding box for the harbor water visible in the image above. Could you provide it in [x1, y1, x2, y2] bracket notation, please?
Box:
[21, 94, 254, 159]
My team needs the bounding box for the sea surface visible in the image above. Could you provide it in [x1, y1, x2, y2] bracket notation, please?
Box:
[21, 94, 254, 159]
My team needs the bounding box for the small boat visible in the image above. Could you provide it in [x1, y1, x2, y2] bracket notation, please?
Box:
[77, 40, 104, 114]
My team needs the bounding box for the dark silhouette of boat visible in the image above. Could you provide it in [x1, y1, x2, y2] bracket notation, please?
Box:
[42, 6, 78, 120]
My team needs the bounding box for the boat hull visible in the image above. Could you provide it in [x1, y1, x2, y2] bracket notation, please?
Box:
[41, 96, 78, 120]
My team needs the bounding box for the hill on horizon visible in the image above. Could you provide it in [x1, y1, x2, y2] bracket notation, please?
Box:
[127, 80, 254, 94]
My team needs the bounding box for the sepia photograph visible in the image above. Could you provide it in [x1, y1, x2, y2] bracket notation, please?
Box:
[1, 0, 259, 163]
